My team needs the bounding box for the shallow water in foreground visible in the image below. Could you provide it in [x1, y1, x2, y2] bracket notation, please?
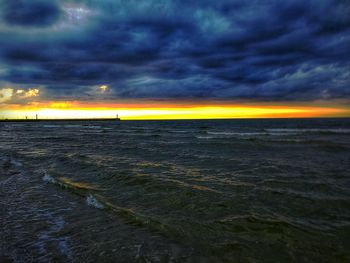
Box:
[1, 118, 350, 262]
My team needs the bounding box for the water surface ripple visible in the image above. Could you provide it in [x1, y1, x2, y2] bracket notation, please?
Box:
[1, 119, 350, 262]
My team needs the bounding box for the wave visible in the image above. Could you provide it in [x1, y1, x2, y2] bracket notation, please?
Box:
[196, 136, 216, 139]
[196, 133, 266, 140]
[43, 174, 104, 195]
[266, 128, 350, 134]
[43, 124, 102, 129]
[207, 131, 267, 136]
[213, 214, 315, 234]
[41, 172, 223, 244]
[86, 194, 105, 209]
[195, 128, 350, 140]
[63, 125, 82, 128]
[0, 155, 23, 169]
[43, 173, 56, 184]
[82, 125, 102, 129]
[253, 138, 349, 150]
[10, 159, 22, 167]
[200, 131, 288, 139]
[169, 130, 190, 133]
[42, 174, 180, 239]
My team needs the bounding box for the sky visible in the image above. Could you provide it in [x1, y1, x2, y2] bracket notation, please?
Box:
[0, 0, 349, 119]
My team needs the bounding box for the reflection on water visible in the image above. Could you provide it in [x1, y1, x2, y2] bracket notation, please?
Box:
[1, 119, 350, 262]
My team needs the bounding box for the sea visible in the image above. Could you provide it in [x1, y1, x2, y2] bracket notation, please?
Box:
[1, 118, 349, 262]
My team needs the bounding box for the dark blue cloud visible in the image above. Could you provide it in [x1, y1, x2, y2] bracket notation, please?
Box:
[0, 0, 349, 101]
[1, 0, 61, 27]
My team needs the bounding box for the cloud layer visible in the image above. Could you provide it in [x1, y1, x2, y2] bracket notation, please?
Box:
[0, 0, 349, 102]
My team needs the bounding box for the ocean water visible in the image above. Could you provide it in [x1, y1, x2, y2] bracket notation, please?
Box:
[1, 118, 350, 262]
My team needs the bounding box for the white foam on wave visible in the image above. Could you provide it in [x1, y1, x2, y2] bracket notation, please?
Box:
[197, 131, 269, 139]
[36, 215, 72, 259]
[208, 131, 266, 136]
[83, 125, 101, 129]
[58, 236, 73, 260]
[63, 125, 82, 128]
[42, 173, 56, 184]
[196, 135, 215, 139]
[171, 130, 188, 133]
[86, 194, 104, 209]
[201, 128, 350, 138]
[0, 155, 23, 168]
[266, 128, 350, 134]
[10, 159, 22, 167]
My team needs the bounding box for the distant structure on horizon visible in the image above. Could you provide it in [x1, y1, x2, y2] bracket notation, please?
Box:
[0, 113, 122, 122]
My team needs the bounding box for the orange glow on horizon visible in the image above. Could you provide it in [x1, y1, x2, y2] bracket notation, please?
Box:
[1, 100, 349, 120]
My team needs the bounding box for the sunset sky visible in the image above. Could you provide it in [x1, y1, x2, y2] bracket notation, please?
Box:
[0, 0, 349, 119]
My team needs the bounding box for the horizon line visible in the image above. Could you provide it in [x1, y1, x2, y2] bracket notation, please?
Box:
[1, 116, 349, 122]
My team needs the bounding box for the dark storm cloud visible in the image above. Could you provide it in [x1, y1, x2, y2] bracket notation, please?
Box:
[1, 0, 61, 27]
[0, 0, 349, 101]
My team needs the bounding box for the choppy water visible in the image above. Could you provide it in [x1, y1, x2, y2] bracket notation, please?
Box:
[1, 119, 350, 262]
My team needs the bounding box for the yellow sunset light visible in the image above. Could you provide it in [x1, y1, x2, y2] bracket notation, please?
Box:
[1, 101, 348, 120]
[24, 88, 40, 98]
[99, 85, 108, 92]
